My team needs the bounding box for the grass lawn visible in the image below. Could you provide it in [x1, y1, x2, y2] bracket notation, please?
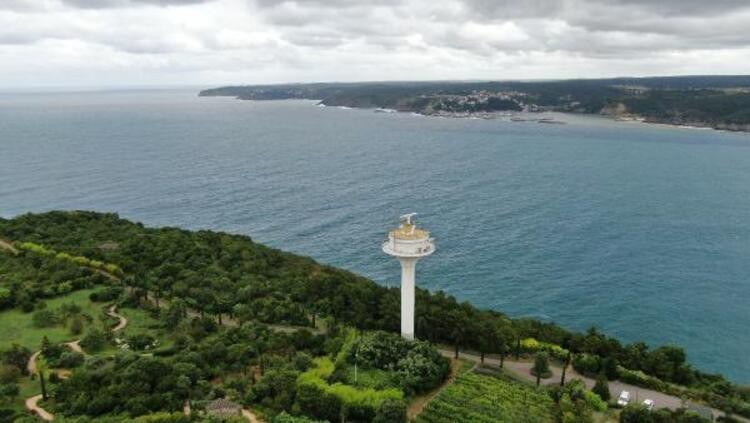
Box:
[117, 306, 170, 348]
[0, 289, 103, 351]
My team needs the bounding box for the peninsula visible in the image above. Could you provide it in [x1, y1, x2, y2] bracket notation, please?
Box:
[200, 75, 750, 132]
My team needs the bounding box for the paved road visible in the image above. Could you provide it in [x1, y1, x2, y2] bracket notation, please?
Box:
[441, 350, 745, 422]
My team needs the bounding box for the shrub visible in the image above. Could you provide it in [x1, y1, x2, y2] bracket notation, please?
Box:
[70, 316, 84, 335]
[0, 383, 19, 401]
[32, 309, 58, 328]
[349, 331, 449, 395]
[272, 412, 325, 423]
[593, 373, 611, 401]
[620, 404, 654, 423]
[573, 353, 602, 377]
[521, 337, 570, 362]
[80, 328, 109, 352]
[89, 287, 124, 302]
[531, 352, 552, 378]
[128, 334, 156, 351]
[295, 357, 403, 422]
[0, 365, 20, 384]
[617, 366, 669, 392]
[373, 398, 406, 423]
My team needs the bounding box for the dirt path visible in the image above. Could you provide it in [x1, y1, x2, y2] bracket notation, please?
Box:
[0, 239, 19, 254]
[407, 358, 474, 420]
[65, 340, 84, 354]
[107, 304, 128, 332]
[26, 395, 54, 421]
[27, 351, 40, 375]
[23, 304, 127, 420]
[440, 349, 744, 422]
[242, 408, 263, 423]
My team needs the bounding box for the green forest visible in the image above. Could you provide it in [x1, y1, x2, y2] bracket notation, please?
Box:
[0, 211, 748, 422]
[199, 76, 750, 129]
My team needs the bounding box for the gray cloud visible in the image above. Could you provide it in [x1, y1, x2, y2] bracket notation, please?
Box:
[1, 0, 750, 88]
[60, 0, 215, 9]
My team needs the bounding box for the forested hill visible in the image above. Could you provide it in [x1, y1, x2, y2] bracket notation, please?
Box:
[199, 75, 750, 131]
[1, 211, 749, 421]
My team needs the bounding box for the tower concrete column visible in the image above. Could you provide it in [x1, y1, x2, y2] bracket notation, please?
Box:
[382, 213, 435, 341]
[399, 258, 417, 340]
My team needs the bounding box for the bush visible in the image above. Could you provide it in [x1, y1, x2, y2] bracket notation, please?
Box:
[70, 316, 84, 335]
[272, 412, 325, 423]
[521, 338, 570, 362]
[127, 334, 156, 351]
[32, 309, 58, 328]
[80, 328, 109, 352]
[617, 366, 669, 392]
[573, 353, 602, 377]
[0, 365, 21, 384]
[89, 287, 124, 302]
[531, 352, 552, 378]
[0, 383, 19, 401]
[593, 373, 611, 401]
[373, 398, 406, 423]
[349, 331, 449, 395]
[295, 357, 403, 422]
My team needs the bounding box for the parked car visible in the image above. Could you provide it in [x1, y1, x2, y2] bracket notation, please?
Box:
[643, 399, 655, 411]
[617, 391, 631, 407]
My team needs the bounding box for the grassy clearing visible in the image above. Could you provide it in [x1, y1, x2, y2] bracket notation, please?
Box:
[415, 367, 556, 423]
[0, 289, 102, 351]
[117, 306, 170, 347]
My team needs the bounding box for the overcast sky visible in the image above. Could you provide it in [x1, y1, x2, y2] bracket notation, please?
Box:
[2, 0, 750, 88]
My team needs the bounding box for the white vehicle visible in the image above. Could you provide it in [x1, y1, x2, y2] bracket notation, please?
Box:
[617, 391, 631, 407]
[643, 399, 655, 411]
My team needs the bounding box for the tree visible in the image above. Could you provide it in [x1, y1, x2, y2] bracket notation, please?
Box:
[0, 288, 12, 310]
[36, 356, 49, 400]
[32, 309, 57, 328]
[532, 352, 551, 386]
[81, 327, 109, 352]
[620, 405, 654, 423]
[448, 310, 469, 359]
[0, 344, 32, 375]
[561, 351, 571, 386]
[592, 373, 611, 401]
[69, 316, 84, 335]
[0, 383, 19, 403]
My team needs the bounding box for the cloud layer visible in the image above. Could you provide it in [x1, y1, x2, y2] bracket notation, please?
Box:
[2, 0, 750, 88]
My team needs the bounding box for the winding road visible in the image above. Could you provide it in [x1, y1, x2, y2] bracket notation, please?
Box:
[24, 303, 129, 421]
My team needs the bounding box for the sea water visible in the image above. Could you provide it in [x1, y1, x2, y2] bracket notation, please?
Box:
[1, 89, 749, 382]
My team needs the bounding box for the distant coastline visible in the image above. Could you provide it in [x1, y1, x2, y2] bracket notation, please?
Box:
[199, 76, 750, 133]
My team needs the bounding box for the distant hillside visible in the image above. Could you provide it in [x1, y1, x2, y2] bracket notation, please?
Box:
[200, 76, 750, 131]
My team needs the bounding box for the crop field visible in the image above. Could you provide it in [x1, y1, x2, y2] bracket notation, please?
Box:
[416, 368, 556, 423]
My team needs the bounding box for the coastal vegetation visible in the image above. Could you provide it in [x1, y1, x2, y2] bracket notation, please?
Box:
[0, 211, 748, 421]
[199, 76, 750, 130]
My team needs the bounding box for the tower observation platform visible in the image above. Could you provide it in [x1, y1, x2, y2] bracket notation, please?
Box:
[382, 213, 435, 340]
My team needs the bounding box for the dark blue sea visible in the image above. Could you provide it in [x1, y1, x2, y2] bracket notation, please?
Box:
[1, 89, 749, 382]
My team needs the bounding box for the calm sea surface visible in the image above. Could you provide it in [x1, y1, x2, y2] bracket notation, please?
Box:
[1, 89, 749, 382]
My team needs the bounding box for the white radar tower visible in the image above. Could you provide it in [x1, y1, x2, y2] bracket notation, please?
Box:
[382, 213, 435, 340]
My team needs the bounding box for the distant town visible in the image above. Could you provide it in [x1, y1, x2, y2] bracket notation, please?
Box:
[200, 75, 750, 131]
